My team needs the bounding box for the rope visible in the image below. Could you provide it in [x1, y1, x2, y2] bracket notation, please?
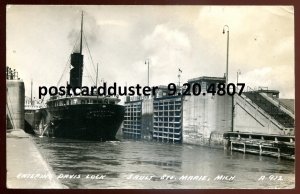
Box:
[83, 32, 97, 74]
[54, 28, 100, 88]
[56, 35, 80, 87]
[82, 31, 99, 86]
[56, 57, 71, 87]
[83, 62, 96, 85]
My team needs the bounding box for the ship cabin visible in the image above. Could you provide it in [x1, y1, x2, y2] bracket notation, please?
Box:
[46, 95, 120, 108]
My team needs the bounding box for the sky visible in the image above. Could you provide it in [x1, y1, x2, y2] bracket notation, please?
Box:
[6, 5, 294, 99]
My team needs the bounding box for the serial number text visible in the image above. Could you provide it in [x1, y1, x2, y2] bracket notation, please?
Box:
[167, 83, 245, 96]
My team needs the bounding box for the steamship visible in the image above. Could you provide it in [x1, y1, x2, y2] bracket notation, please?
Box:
[37, 12, 125, 140]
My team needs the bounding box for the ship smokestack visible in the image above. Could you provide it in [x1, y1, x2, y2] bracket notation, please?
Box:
[69, 11, 84, 89]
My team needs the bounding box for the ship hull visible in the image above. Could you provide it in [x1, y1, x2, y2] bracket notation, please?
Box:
[38, 104, 125, 141]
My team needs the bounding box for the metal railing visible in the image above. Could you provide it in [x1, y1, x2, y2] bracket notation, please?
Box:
[236, 87, 286, 131]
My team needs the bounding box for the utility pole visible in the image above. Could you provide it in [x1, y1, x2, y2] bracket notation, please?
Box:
[145, 59, 150, 87]
[223, 25, 229, 85]
[31, 79, 33, 105]
[237, 70, 241, 84]
[223, 25, 233, 132]
[178, 68, 182, 87]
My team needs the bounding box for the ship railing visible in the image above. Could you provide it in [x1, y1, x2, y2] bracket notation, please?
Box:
[47, 94, 120, 104]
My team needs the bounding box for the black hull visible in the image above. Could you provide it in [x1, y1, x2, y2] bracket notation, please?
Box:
[41, 104, 125, 141]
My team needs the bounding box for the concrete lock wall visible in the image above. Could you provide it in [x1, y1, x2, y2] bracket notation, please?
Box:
[6, 80, 25, 130]
[182, 93, 232, 147]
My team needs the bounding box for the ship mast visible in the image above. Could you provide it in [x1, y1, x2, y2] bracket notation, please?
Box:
[80, 11, 83, 54]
